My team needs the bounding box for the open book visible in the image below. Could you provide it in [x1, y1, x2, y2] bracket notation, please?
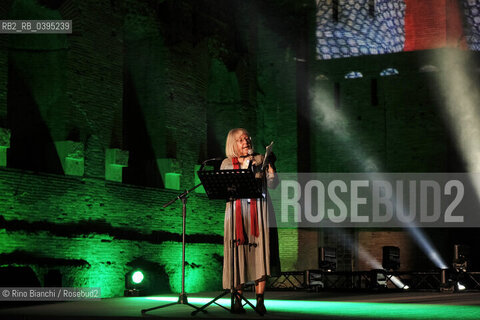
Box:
[261, 141, 274, 171]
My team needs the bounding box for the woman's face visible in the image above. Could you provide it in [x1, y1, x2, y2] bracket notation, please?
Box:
[234, 131, 251, 157]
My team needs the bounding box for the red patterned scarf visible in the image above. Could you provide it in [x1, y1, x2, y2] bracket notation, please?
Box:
[232, 157, 259, 245]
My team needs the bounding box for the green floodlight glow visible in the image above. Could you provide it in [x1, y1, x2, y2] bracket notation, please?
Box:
[131, 271, 144, 284]
[144, 296, 480, 319]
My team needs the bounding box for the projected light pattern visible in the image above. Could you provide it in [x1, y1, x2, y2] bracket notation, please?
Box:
[463, 0, 480, 51]
[316, 0, 405, 59]
[316, 0, 480, 59]
[144, 296, 480, 319]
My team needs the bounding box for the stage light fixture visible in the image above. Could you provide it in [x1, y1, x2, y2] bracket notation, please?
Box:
[456, 282, 466, 291]
[387, 274, 409, 290]
[453, 244, 469, 272]
[441, 268, 447, 285]
[125, 269, 148, 296]
[132, 270, 144, 284]
[306, 270, 325, 290]
[370, 269, 387, 290]
[382, 246, 400, 271]
[439, 268, 455, 292]
[318, 247, 336, 271]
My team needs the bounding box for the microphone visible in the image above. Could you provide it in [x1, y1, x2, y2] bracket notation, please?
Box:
[199, 157, 223, 171]
[246, 149, 254, 171]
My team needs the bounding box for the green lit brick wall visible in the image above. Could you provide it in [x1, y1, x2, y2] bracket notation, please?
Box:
[64, 0, 124, 179]
[0, 168, 225, 297]
[0, 0, 238, 298]
[0, 0, 314, 297]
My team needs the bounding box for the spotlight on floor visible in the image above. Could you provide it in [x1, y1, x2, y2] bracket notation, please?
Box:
[441, 268, 447, 286]
[387, 274, 409, 290]
[370, 269, 387, 290]
[440, 268, 454, 293]
[125, 269, 147, 296]
[132, 270, 144, 284]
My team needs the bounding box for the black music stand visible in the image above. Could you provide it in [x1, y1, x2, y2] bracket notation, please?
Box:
[192, 169, 265, 316]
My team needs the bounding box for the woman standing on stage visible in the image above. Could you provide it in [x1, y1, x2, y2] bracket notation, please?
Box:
[221, 128, 279, 314]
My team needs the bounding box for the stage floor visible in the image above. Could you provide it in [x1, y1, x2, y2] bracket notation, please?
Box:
[1, 290, 480, 320]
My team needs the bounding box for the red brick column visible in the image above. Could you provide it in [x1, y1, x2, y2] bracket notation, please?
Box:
[404, 0, 467, 51]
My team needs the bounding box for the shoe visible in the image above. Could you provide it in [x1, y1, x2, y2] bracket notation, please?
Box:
[256, 294, 267, 314]
[232, 297, 246, 314]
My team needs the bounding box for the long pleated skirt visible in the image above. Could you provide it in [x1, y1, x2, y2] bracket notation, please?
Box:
[222, 198, 271, 289]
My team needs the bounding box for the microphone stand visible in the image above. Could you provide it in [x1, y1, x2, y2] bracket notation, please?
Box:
[141, 175, 210, 314]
